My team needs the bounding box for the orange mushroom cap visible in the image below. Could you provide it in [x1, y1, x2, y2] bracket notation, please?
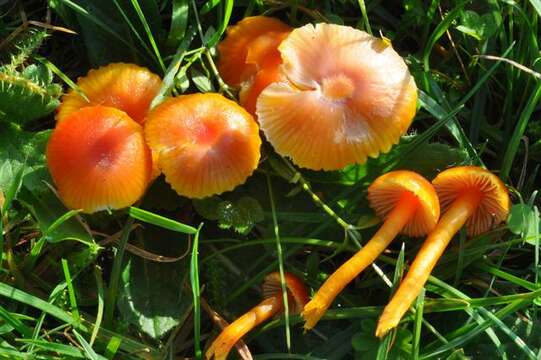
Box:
[367, 170, 440, 237]
[47, 106, 152, 213]
[57, 63, 162, 124]
[217, 16, 291, 86]
[432, 166, 510, 237]
[239, 65, 285, 116]
[144, 93, 261, 198]
[257, 23, 418, 170]
[262, 272, 309, 313]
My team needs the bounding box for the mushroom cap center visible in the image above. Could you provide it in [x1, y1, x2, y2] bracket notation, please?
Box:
[321, 74, 355, 100]
[195, 120, 221, 146]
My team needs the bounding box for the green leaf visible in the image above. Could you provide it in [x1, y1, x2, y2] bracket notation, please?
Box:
[456, 10, 499, 41]
[18, 168, 94, 244]
[507, 204, 541, 245]
[193, 195, 264, 235]
[0, 72, 60, 125]
[117, 225, 192, 339]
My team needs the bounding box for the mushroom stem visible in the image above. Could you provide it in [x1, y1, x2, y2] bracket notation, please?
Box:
[375, 192, 481, 338]
[205, 295, 283, 360]
[303, 191, 419, 330]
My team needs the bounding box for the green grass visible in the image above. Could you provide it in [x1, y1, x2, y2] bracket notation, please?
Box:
[1, 0, 541, 359]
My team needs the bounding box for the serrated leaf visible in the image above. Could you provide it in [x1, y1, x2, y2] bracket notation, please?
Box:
[0, 72, 60, 124]
[195, 195, 264, 234]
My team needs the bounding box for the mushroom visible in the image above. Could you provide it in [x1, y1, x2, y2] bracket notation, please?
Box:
[217, 16, 291, 87]
[56, 63, 162, 124]
[144, 93, 261, 198]
[205, 271, 308, 360]
[46, 105, 152, 213]
[375, 166, 510, 337]
[302, 171, 440, 330]
[256, 23, 418, 170]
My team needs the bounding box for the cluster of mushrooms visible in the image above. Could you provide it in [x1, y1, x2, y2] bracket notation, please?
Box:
[45, 16, 511, 360]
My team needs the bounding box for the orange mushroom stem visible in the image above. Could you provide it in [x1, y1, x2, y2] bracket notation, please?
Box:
[205, 272, 308, 360]
[302, 171, 440, 330]
[375, 166, 510, 338]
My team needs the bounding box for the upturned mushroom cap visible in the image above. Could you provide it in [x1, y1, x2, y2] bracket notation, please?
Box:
[217, 16, 291, 86]
[144, 93, 261, 198]
[262, 272, 309, 313]
[257, 23, 418, 170]
[47, 106, 152, 213]
[367, 171, 440, 237]
[432, 166, 510, 237]
[57, 63, 161, 124]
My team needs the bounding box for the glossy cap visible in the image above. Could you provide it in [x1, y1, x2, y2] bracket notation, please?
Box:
[47, 106, 152, 213]
[57, 63, 161, 124]
[257, 23, 418, 170]
[144, 93, 261, 198]
[433, 166, 510, 237]
[262, 272, 309, 313]
[217, 16, 291, 86]
[367, 171, 440, 237]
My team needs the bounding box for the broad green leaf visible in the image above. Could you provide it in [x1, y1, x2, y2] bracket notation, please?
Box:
[456, 10, 498, 41]
[507, 204, 541, 245]
[117, 225, 191, 339]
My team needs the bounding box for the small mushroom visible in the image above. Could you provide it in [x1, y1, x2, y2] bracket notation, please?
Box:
[47, 106, 152, 213]
[217, 16, 291, 87]
[375, 166, 510, 337]
[56, 63, 161, 124]
[303, 171, 440, 330]
[257, 23, 418, 170]
[205, 271, 308, 360]
[144, 93, 261, 198]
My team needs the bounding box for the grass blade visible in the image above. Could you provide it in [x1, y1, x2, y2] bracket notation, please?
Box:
[266, 173, 291, 351]
[129, 207, 197, 234]
[61, 259, 80, 324]
[191, 224, 203, 359]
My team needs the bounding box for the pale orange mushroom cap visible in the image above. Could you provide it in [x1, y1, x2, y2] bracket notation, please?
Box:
[433, 166, 510, 237]
[262, 272, 309, 313]
[217, 16, 291, 86]
[47, 106, 152, 213]
[144, 93, 261, 199]
[56, 63, 162, 124]
[257, 23, 418, 170]
[367, 170, 440, 237]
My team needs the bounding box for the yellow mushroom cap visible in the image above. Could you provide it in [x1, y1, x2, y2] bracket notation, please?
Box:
[262, 272, 309, 314]
[144, 93, 261, 198]
[367, 170, 440, 237]
[217, 16, 291, 86]
[57, 63, 162, 124]
[47, 106, 152, 213]
[257, 23, 418, 170]
[433, 166, 510, 237]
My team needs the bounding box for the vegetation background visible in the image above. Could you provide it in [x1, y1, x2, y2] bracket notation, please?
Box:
[1, 0, 541, 358]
